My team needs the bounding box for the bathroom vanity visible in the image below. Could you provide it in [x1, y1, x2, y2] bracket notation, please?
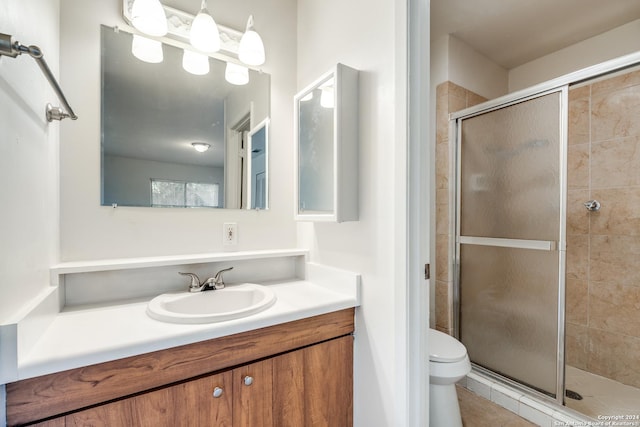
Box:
[6, 309, 353, 426]
[2, 250, 360, 426]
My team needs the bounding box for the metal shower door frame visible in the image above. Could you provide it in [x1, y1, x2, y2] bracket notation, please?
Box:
[451, 86, 569, 405]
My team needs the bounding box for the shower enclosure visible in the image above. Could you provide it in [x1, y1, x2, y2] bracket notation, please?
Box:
[454, 89, 567, 402]
[450, 54, 640, 419]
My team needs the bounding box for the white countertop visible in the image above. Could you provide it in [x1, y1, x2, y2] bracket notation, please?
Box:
[17, 278, 359, 381]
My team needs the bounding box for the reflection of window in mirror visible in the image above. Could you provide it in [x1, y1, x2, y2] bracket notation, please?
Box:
[151, 179, 220, 208]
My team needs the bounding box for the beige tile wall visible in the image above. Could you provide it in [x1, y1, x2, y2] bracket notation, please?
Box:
[434, 81, 487, 334]
[566, 69, 640, 388]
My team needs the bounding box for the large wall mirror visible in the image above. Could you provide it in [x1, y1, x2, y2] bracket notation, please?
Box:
[100, 26, 270, 209]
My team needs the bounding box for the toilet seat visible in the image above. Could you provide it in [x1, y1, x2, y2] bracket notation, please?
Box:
[429, 329, 467, 363]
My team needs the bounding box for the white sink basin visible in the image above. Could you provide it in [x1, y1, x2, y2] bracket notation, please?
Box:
[146, 283, 277, 324]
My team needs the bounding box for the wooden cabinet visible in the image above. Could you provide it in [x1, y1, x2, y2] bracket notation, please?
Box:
[6, 309, 354, 427]
[274, 335, 353, 427]
[64, 368, 234, 426]
[233, 358, 273, 427]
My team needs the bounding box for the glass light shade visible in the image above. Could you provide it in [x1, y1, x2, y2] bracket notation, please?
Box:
[320, 86, 334, 108]
[131, 35, 163, 63]
[225, 62, 249, 85]
[238, 16, 265, 66]
[131, 0, 168, 37]
[192, 142, 211, 152]
[182, 50, 210, 75]
[190, 9, 221, 53]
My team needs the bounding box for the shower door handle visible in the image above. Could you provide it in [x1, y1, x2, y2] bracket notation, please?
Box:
[458, 236, 556, 251]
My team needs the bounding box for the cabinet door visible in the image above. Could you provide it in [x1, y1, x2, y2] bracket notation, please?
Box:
[273, 335, 353, 427]
[131, 370, 233, 427]
[273, 347, 305, 426]
[176, 370, 233, 426]
[65, 371, 233, 427]
[294, 63, 359, 223]
[30, 418, 65, 427]
[65, 398, 135, 426]
[304, 335, 353, 426]
[233, 358, 273, 427]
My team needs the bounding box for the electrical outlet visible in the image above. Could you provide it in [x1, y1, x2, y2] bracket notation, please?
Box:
[223, 223, 237, 245]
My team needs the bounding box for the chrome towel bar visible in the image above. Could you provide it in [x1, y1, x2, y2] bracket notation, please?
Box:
[0, 32, 77, 122]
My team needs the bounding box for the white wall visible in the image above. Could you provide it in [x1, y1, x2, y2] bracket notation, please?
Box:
[103, 155, 224, 207]
[59, 0, 297, 261]
[509, 19, 640, 92]
[430, 35, 508, 101]
[448, 35, 508, 100]
[296, 0, 409, 425]
[0, 1, 60, 323]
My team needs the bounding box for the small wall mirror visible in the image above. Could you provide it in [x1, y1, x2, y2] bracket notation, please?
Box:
[100, 26, 270, 209]
[294, 63, 359, 222]
[297, 75, 336, 214]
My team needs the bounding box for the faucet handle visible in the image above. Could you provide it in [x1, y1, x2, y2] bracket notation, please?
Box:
[213, 267, 234, 287]
[178, 272, 202, 289]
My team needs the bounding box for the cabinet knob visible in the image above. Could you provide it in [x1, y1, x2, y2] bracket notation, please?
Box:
[212, 387, 223, 398]
[243, 376, 254, 386]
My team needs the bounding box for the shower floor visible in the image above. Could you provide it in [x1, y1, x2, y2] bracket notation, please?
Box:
[565, 365, 640, 421]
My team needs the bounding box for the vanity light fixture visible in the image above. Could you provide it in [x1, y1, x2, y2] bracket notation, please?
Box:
[320, 83, 335, 108]
[238, 15, 265, 66]
[189, 0, 221, 53]
[131, 0, 168, 37]
[123, 0, 265, 83]
[182, 50, 210, 75]
[225, 62, 249, 85]
[131, 34, 164, 63]
[191, 142, 211, 152]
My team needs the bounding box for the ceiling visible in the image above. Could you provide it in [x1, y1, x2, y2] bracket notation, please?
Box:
[431, 0, 640, 69]
[102, 27, 227, 167]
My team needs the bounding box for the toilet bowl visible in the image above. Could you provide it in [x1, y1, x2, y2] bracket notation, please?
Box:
[429, 329, 471, 427]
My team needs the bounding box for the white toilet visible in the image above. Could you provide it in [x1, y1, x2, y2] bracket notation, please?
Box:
[429, 329, 471, 427]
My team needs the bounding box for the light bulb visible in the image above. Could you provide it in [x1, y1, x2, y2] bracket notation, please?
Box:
[131, 35, 163, 63]
[225, 62, 249, 85]
[238, 15, 265, 66]
[190, 7, 220, 53]
[320, 86, 334, 108]
[131, 0, 168, 37]
[192, 142, 211, 152]
[182, 50, 210, 75]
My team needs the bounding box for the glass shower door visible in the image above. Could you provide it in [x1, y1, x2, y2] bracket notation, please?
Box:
[455, 90, 566, 400]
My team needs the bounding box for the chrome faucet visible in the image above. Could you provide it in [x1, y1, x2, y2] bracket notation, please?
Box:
[179, 267, 234, 292]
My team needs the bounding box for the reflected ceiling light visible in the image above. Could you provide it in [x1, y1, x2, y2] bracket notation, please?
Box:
[131, 34, 164, 63]
[320, 86, 334, 108]
[192, 142, 211, 152]
[190, 0, 221, 53]
[182, 50, 210, 75]
[131, 0, 168, 37]
[225, 62, 249, 85]
[238, 15, 265, 66]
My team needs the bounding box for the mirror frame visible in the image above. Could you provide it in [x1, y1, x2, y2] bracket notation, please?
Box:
[293, 63, 359, 222]
[247, 118, 270, 210]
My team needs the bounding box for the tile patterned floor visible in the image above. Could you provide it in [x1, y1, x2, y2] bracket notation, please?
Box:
[457, 385, 536, 427]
